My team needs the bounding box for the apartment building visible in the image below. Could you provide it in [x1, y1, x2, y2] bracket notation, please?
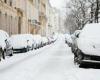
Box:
[0, 0, 41, 35]
[0, 0, 18, 35]
[38, 0, 47, 36]
[27, 0, 40, 34]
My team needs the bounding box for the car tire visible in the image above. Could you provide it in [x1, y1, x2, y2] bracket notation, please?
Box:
[10, 50, 13, 56]
[2, 50, 5, 59]
[74, 49, 83, 67]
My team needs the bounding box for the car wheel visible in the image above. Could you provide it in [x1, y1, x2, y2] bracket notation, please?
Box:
[2, 50, 5, 59]
[77, 54, 83, 63]
[74, 56, 78, 64]
[0, 49, 2, 61]
[74, 49, 83, 66]
[9, 50, 13, 56]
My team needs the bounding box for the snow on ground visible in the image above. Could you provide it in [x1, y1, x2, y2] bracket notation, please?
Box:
[0, 36, 100, 80]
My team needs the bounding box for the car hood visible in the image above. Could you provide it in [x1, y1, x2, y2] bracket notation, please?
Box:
[11, 41, 27, 49]
[77, 37, 100, 56]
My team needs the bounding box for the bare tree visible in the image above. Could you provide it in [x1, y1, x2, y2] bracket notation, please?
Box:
[65, 0, 100, 33]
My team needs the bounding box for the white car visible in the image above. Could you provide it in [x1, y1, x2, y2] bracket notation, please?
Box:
[10, 34, 34, 53]
[0, 30, 13, 61]
[41, 37, 48, 46]
[21, 34, 34, 51]
[71, 30, 81, 53]
[33, 35, 42, 49]
[74, 23, 100, 67]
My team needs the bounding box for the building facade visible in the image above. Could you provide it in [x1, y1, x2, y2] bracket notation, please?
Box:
[0, 0, 18, 35]
[26, 0, 40, 34]
[46, 1, 60, 37]
[46, 0, 53, 37]
[15, 0, 28, 34]
[38, 0, 47, 36]
[0, 0, 41, 35]
[0, 0, 61, 36]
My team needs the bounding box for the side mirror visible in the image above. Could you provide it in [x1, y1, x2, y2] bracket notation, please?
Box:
[5, 39, 7, 42]
[76, 34, 79, 38]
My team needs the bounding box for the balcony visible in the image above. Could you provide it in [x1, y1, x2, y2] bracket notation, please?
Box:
[28, 19, 41, 28]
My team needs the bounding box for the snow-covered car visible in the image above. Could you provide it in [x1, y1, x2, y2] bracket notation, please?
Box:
[65, 34, 73, 47]
[74, 23, 100, 67]
[0, 30, 13, 61]
[47, 37, 53, 44]
[33, 35, 42, 49]
[71, 30, 81, 53]
[52, 34, 58, 42]
[41, 37, 48, 46]
[21, 34, 34, 51]
[10, 34, 34, 53]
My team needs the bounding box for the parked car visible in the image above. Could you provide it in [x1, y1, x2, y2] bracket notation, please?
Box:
[65, 34, 73, 47]
[74, 23, 100, 67]
[21, 34, 34, 51]
[10, 34, 34, 53]
[0, 30, 13, 61]
[41, 37, 48, 46]
[71, 30, 81, 53]
[33, 35, 42, 49]
[47, 37, 54, 44]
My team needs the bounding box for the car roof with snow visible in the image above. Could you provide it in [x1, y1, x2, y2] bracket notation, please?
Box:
[79, 23, 100, 37]
[77, 23, 100, 56]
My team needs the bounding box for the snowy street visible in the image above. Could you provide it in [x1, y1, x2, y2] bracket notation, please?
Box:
[0, 37, 100, 80]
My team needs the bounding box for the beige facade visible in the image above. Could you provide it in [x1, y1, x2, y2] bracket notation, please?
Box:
[0, 0, 18, 35]
[0, 0, 47, 35]
[15, 0, 28, 34]
[38, 0, 47, 36]
[0, 0, 29, 35]
[27, 0, 40, 34]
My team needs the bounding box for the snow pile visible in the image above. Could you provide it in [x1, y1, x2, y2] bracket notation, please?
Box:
[77, 23, 100, 56]
[0, 30, 9, 49]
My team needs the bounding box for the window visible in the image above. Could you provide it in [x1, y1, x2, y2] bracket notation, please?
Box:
[0, 11, 1, 14]
[4, 0, 7, 3]
[5, 13, 7, 17]
[10, 0, 12, 6]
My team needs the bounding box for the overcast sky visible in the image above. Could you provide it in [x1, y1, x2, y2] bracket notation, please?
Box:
[49, 0, 69, 17]
[49, 0, 68, 10]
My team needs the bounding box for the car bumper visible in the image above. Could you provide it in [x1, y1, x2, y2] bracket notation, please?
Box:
[80, 60, 100, 68]
[81, 60, 100, 63]
[13, 48, 27, 53]
[79, 53, 100, 67]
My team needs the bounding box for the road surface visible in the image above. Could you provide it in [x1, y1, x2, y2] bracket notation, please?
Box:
[0, 37, 100, 80]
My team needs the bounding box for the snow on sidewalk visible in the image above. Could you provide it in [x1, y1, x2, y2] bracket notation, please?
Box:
[0, 37, 100, 80]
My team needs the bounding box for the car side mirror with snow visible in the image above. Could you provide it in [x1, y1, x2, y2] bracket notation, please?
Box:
[76, 34, 79, 38]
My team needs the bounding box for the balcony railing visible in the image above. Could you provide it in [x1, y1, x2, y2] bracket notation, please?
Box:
[28, 19, 41, 27]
